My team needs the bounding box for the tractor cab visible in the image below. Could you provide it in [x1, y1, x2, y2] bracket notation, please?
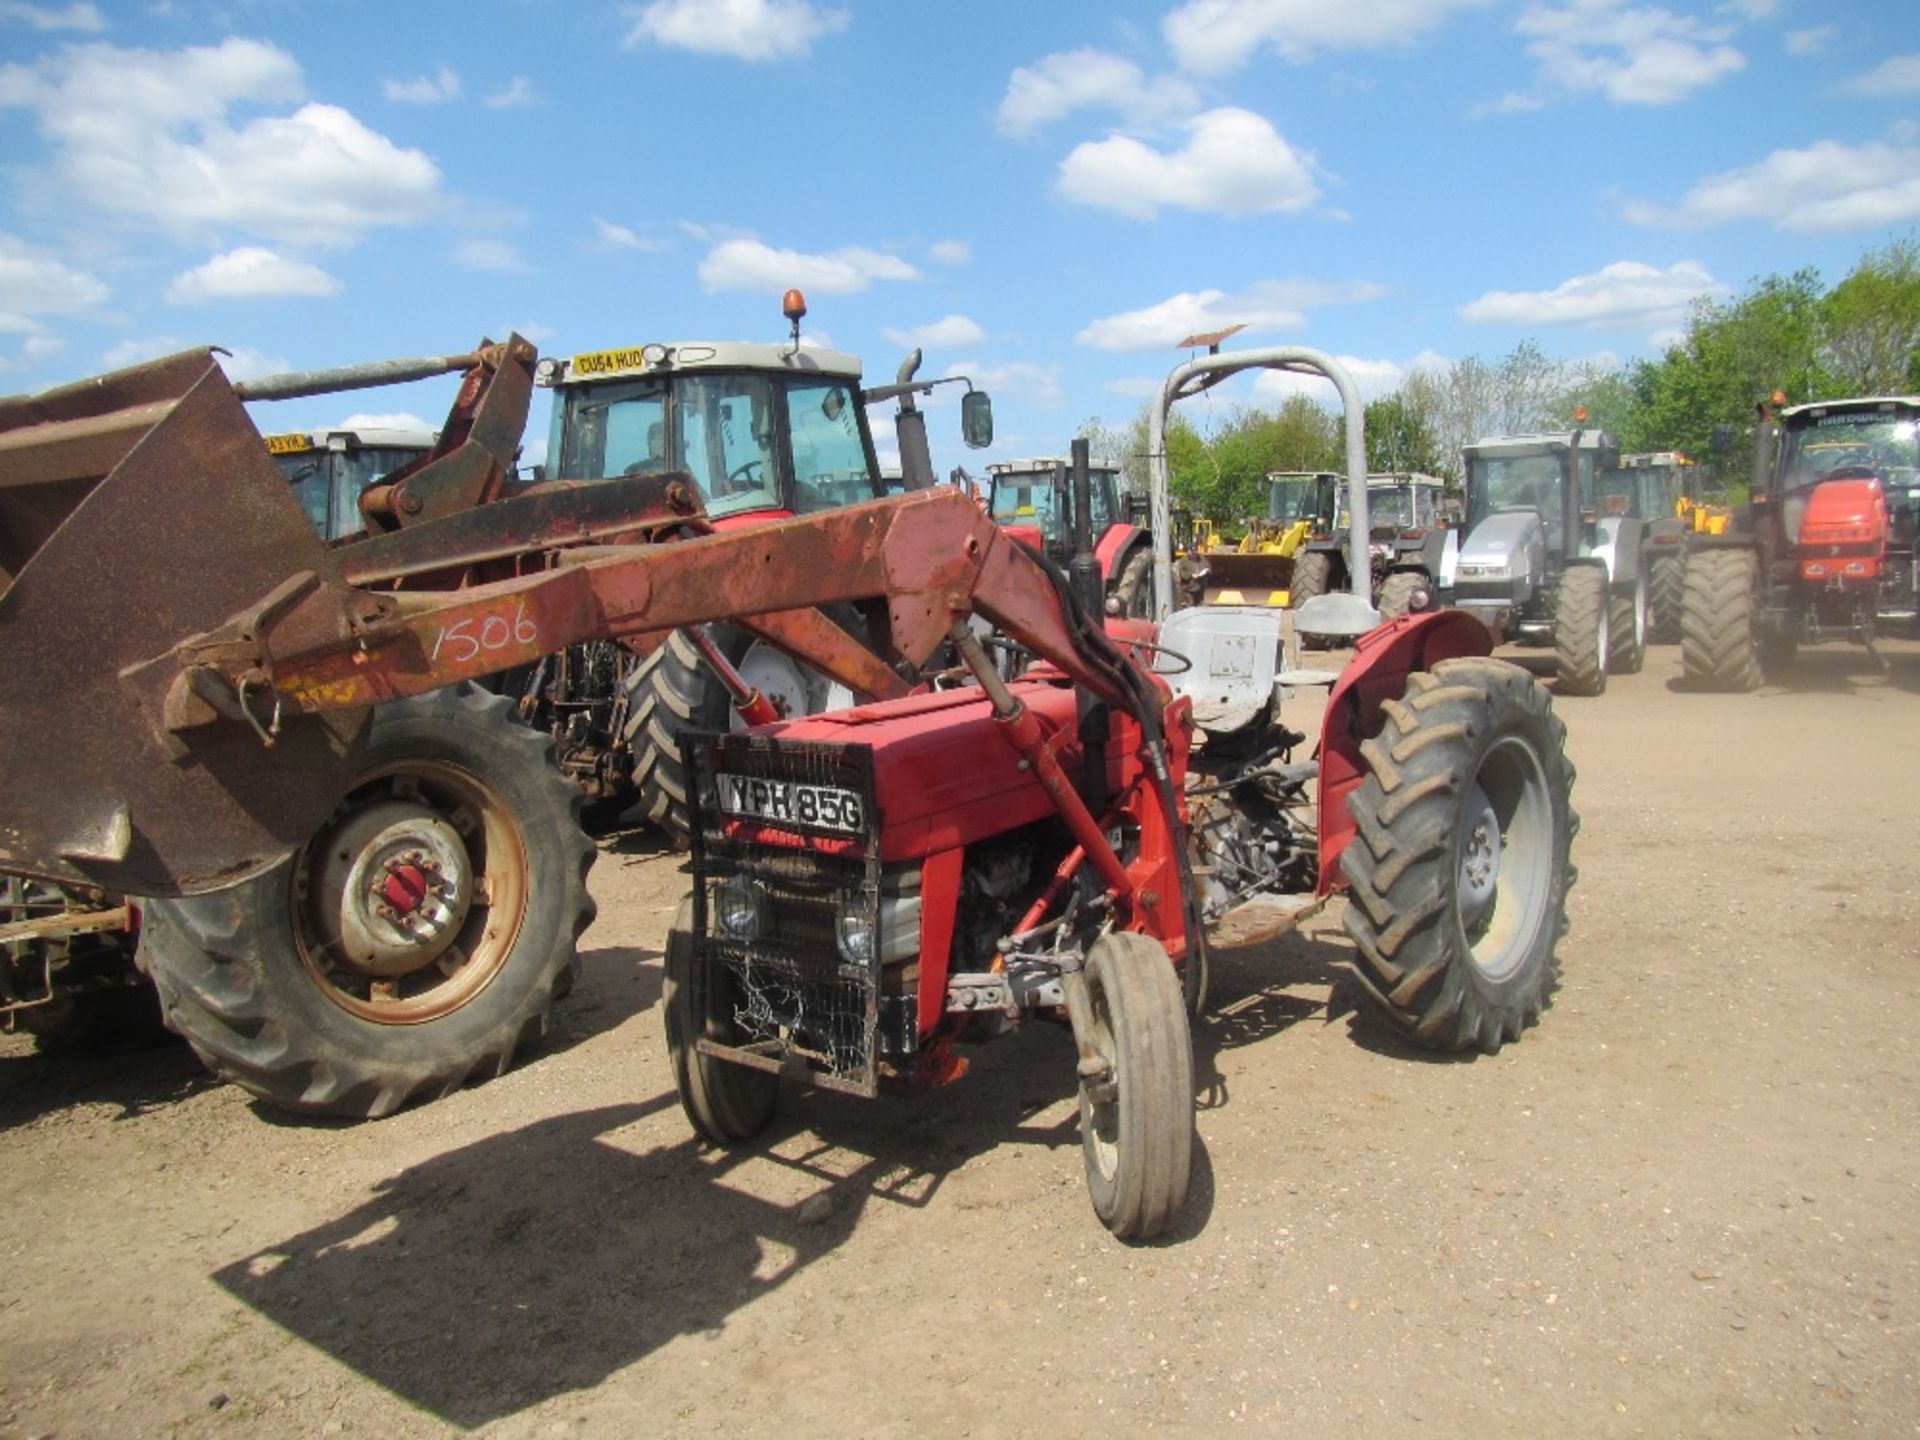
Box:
[1462, 430, 1618, 563]
[265, 428, 435, 542]
[1269, 471, 1340, 534]
[536, 295, 991, 532]
[986, 457, 1157, 615]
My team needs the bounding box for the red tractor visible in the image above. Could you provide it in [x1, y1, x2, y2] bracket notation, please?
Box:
[1681, 393, 1920, 688]
[0, 341, 1578, 1240]
[985, 457, 1156, 617]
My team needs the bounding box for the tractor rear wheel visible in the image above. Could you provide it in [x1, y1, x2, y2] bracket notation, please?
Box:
[1111, 549, 1155, 619]
[1341, 658, 1576, 1053]
[138, 685, 595, 1118]
[1377, 570, 1429, 622]
[1608, 574, 1647, 675]
[664, 898, 778, 1144]
[1680, 548, 1763, 691]
[1288, 550, 1331, 609]
[623, 627, 741, 846]
[1078, 931, 1194, 1240]
[1553, 564, 1610, 696]
[1648, 552, 1684, 644]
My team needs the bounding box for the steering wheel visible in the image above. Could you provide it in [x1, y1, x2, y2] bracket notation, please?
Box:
[728, 459, 765, 488]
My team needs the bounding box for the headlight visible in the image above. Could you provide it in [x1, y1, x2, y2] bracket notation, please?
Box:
[836, 905, 874, 965]
[713, 878, 766, 940]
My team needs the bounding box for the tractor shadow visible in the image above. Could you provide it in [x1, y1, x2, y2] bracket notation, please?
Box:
[0, 1028, 212, 1130]
[212, 1023, 1175, 1428]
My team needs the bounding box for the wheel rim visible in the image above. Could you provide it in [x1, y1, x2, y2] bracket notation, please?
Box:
[729, 642, 813, 727]
[1081, 980, 1121, 1183]
[293, 758, 528, 1024]
[1453, 735, 1553, 983]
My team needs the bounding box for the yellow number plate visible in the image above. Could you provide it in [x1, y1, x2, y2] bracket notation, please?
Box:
[570, 347, 650, 378]
[263, 432, 314, 455]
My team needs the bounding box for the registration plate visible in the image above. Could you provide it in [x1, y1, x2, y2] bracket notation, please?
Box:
[715, 773, 865, 835]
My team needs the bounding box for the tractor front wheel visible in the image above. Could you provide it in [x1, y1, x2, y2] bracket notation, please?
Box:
[1648, 552, 1684, 644]
[1679, 548, 1763, 691]
[664, 898, 778, 1144]
[1553, 564, 1610, 696]
[1078, 931, 1194, 1240]
[1608, 573, 1647, 676]
[1377, 570, 1430, 622]
[1341, 658, 1576, 1053]
[138, 685, 596, 1118]
[1110, 549, 1155, 619]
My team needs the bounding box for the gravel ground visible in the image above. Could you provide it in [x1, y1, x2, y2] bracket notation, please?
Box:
[2, 638, 1915, 1439]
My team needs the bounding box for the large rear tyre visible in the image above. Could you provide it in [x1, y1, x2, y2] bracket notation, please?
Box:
[1377, 569, 1430, 622]
[1110, 549, 1155, 619]
[1680, 548, 1763, 691]
[1608, 574, 1647, 675]
[1078, 931, 1194, 1240]
[138, 684, 595, 1119]
[1553, 564, 1610, 696]
[1342, 658, 1576, 1053]
[1648, 553, 1684, 644]
[664, 898, 777, 1144]
[622, 627, 740, 846]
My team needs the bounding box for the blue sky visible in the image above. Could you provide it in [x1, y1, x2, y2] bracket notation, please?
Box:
[0, 0, 1916, 470]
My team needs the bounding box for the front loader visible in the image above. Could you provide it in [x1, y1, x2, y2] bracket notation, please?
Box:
[0, 340, 1577, 1239]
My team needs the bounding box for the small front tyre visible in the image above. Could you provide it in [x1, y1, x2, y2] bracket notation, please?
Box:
[1078, 931, 1194, 1240]
[1341, 658, 1577, 1053]
[664, 898, 778, 1144]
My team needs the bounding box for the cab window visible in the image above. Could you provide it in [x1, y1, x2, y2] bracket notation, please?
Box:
[786, 380, 878, 514]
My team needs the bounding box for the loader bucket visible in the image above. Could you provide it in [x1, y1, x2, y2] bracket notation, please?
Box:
[0, 350, 370, 897]
[1198, 549, 1295, 607]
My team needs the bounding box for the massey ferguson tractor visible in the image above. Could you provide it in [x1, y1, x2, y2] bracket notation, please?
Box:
[0, 337, 1576, 1240]
[1449, 427, 1646, 696]
[532, 291, 991, 840]
[1680, 393, 1920, 688]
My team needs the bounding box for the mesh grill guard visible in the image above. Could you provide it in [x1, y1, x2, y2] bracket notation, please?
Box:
[686, 733, 883, 1096]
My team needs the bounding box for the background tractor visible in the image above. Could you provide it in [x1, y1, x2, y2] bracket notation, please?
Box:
[1192, 471, 1330, 607]
[1282, 472, 1455, 627]
[267, 426, 436, 541]
[1604, 451, 1695, 644]
[527, 293, 991, 840]
[1680, 393, 1920, 689]
[985, 456, 1156, 616]
[1449, 428, 1646, 696]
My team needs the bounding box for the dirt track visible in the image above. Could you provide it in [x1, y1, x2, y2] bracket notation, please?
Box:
[3, 640, 1916, 1439]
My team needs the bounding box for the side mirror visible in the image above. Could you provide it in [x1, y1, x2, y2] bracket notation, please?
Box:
[961, 390, 993, 449]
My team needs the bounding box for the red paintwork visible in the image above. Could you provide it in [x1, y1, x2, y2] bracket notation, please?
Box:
[1092, 523, 1144, 582]
[915, 848, 964, 1036]
[709, 506, 796, 532]
[1796, 477, 1887, 583]
[1315, 611, 1495, 898]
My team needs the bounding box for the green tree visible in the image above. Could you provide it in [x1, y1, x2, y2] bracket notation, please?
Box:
[1820, 238, 1920, 394]
[1364, 390, 1448, 478]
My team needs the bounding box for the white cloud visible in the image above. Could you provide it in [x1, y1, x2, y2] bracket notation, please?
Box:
[485, 76, 536, 109]
[0, 2, 103, 30]
[1783, 26, 1832, 57]
[1517, 0, 1745, 106]
[383, 66, 460, 104]
[0, 232, 107, 330]
[929, 239, 971, 265]
[101, 337, 292, 383]
[166, 246, 341, 303]
[102, 335, 181, 369]
[1250, 353, 1440, 408]
[0, 39, 443, 247]
[1105, 375, 1163, 400]
[451, 238, 532, 272]
[622, 0, 849, 61]
[943, 359, 1064, 409]
[1717, 0, 1779, 17]
[697, 238, 918, 295]
[1472, 90, 1547, 116]
[1165, 0, 1491, 75]
[882, 314, 985, 351]
[1056, 107, 1320, 219]
[1842, 55, 1920, 97]
[1076, 278, 1383, 352]
[592, 217, 669, 253]
[1625, 138, 1920, 232]
[335, 411, 435, 434]
[1458, 259, 1725, 333]
[996, 48, 1201, 138]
